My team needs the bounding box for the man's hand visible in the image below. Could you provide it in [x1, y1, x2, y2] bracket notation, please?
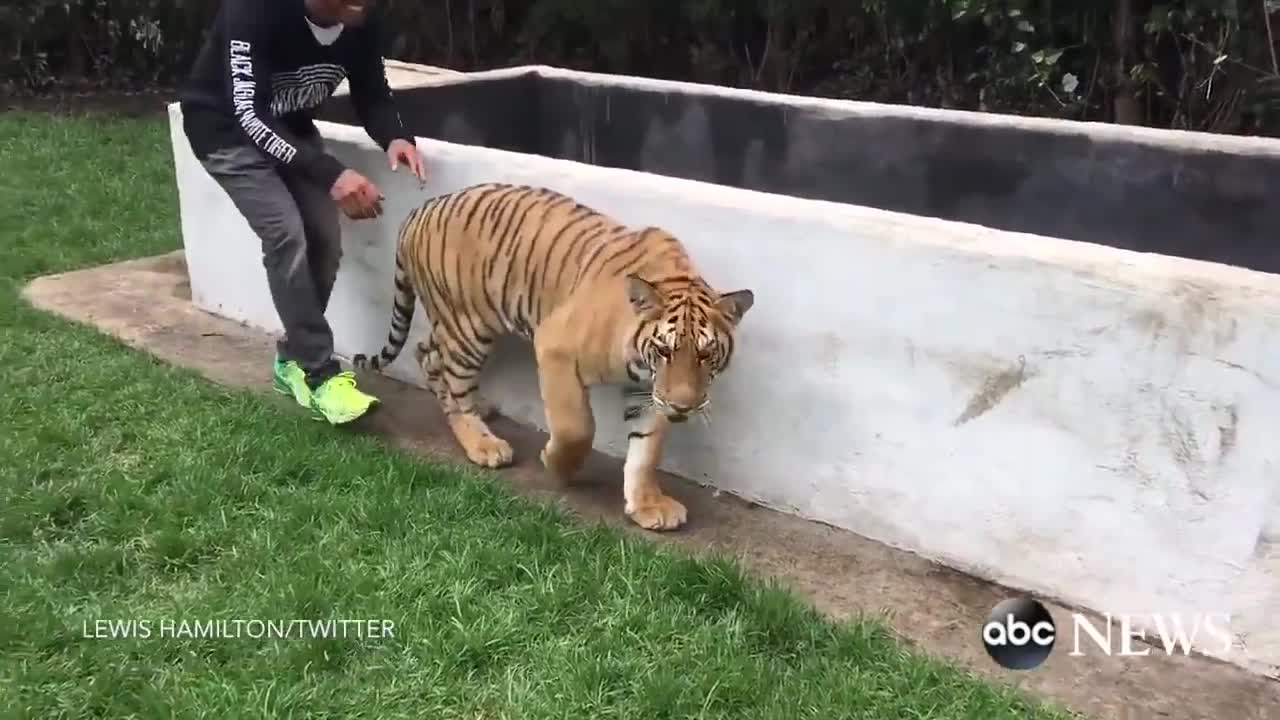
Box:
[387, 138, 426, 184]
[330, 169, 384, 220]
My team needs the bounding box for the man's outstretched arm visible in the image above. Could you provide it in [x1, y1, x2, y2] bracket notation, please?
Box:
[346, 33, 416, 152]
[346, 19, 424, 181]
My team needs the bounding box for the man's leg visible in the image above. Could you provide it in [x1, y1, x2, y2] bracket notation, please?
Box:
[274, 134, 381, 424]
[279, 134, 343, 316]
[197, 143, 376, 423]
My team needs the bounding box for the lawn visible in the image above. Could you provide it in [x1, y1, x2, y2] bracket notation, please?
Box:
[0, 112, 1075, 719]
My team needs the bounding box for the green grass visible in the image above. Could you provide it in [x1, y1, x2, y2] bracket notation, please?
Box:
[0, 111, 1075, 719]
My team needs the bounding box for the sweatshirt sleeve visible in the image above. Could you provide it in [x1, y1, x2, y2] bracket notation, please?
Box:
[222, 0, 347, 189]
[346, 17, 416, 151]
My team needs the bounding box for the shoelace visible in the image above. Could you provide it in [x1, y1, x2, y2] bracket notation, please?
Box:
[327, 371, 357, 389]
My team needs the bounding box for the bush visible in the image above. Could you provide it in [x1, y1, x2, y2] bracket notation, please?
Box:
[5, 0, 1280, 135]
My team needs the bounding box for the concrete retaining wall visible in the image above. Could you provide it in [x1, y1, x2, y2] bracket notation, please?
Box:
[168, 86, 1280, 677]
[319, 65, 1280, 275]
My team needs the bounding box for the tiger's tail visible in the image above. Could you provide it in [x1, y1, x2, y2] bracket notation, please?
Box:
[352, 211, 419, 372]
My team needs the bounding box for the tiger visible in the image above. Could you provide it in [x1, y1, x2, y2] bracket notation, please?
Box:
[353, 182, 754, 531]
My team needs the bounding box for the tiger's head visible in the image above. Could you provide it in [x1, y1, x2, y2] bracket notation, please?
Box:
[626, 274, 754, 423]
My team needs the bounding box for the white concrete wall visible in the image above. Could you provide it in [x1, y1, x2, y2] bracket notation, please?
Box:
[167, 99, 1280, 678]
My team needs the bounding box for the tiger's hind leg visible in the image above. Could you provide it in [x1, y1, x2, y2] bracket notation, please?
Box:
[411, 335, 454, 412]
[431, 319, 514, 468]
[414, 336, 499, 420]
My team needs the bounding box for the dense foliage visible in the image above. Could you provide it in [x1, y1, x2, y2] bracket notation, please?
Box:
[5, 0, 1280, 135]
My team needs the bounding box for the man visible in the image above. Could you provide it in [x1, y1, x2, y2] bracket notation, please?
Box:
[177, 0, 424, 424]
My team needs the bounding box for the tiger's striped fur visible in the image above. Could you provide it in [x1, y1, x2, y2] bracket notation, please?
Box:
[353, 182, 753, 531]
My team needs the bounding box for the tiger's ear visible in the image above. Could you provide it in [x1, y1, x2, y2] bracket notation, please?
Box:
[625, 275, 662, 315]
[716, 289, 754, 326]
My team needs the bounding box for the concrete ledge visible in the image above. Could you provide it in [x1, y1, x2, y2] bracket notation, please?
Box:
[20, 251, 1280, 720]
[332, 59, 463, 96]
[169, 73, 1280, 679]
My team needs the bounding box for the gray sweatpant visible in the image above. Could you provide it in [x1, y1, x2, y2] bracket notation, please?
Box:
[197, 134, 343, 386]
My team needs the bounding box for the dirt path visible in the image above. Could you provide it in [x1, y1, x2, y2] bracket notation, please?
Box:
[21, 253, 1280, 720]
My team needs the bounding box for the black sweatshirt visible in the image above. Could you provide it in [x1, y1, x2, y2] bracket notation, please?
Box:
[178, 0, 414, 191]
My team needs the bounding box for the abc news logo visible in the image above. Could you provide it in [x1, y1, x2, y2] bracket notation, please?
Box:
[981, 597, 1233, 670]
[982, 598, 1058, 670]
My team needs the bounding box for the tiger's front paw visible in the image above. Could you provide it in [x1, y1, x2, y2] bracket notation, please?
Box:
[626, 493, 687, 531]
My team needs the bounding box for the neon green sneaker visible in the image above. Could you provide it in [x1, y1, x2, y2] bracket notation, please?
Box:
[273, 355, 312, 407]
[309, 370, 379, 424]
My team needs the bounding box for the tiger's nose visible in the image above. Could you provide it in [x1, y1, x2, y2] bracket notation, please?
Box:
[665, 403, 698, 422]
